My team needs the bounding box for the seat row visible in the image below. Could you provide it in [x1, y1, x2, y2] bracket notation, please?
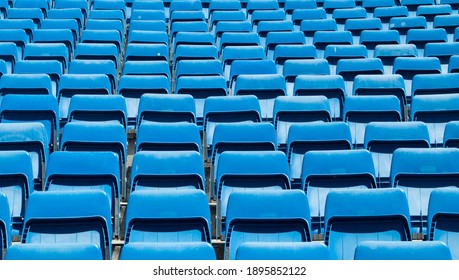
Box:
[1, 187, 458, 260]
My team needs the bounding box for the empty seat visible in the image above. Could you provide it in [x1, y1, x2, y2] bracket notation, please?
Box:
[393, 57, 442, 103]
[273, 96, 331, 151]
[365, 122, 430, 188]
[374, 44, 418, 74]
[5, 243, 103, 260]
[54, 0, 89, 19]
[0, 19, 35, 43]
[46, 11, 83, 38]
[221, 46, 265, 81]
[58, 74, 112, 125]
[434, 15, 459, 42]
[234, 74, 287, 121]
[265, 31, 305, 61]
[136, 123, 201, 154]
[136, 94, 196, 127]
[273, 44, 317, 73]
[389, 16, 427, 44]
[216, 151, 290, 238]
[235, 242, 330, 260]
[324, 45, 368, 75]
[23, 43, 69, 72]
[391, 148, 459, 234]
[354, 241, 452, 260]
[74, 43, 119, 69]
[313, 31, 353, 59]
[225, 190, 311, 259]
[173, 45, 219, 70]
[117, 75, 170, 127]
[294, 9, 327, 31]
[130, 151, 204, 192]
[444, 121, 459, 148]
[120, 243, 216, 260]
[353, 74, 406, 109]
[0, 29, 29, 60]
[175, 60, 223, 80]
[333, 7, 367, 29]
[0, 151, 33, 236]
[122, 61, 170, 78]
[284, 60, 331, 94]
[124, 43, 168, 63]
[449, 55, 459, 73]
[215, 21, 252, 46]
[0, 123, 48, 191]
[68, 60, 117, 93]
[8, 8, 44, 29]
[174, 32, 214, 52]
[360, 30, 400, 58]
[229, 60, 277, 90]
[0, 192, 11, 259]
[219, 32, 261, 54]
[124, 190, 211, 244]
[33, 29, 75, 56]
[0, 43, 17, 74]
[324, 188, 412, 260]
[406, 29, 447, 56]
[412, 73, 459, 98]
[0, 94, 59, 151]
[294, 75, 345, 120]
[302, 150, 376, 234]
[13, 60, 62, 97]
[344, 95, 403, 148]
[411, 94, 459, 147]
[337, 58, 384, 95]
[345, 18, 382, 44]
[203, 95, 262, 160]
[85, 19, 125, 43]
[0, 73, 52, 97]
[127, 30, 168, 46]
[424, 42, 459, 73]
[67, 95, 128, 130]
[22, 190, 112, 259]
[129, 20, 167, 33]
[428, 188, 459, 259]
[374, 6, 409, 30]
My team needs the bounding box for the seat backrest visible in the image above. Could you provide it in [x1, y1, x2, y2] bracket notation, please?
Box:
[225, 190, 311, 259]
[235, 242, 330, 260]
[125, 190, 211, 244]
[428, 188, 459, 259]
[354, 241, 452, 260]
[324, 188, 412, 260]
[0, 192, 11, 259]
[5, 243, 103, 260]
[0, 73, 52, 96]
[130, 151, 205, 192]
[22, 190, 112, 259]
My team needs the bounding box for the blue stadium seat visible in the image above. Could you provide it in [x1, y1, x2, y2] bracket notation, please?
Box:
[302, 150, 376, 234]
[257, 20, 294, 47]
[391, 148, 459, 234]
[173, 31, 214, 51]
[0, 94, 59, 151]
[22, 190, 112, 259]
[364, 122, 430, 188]
[0, 19, 35, 42]
[33, 29, 75, 56]
[294, 75, 345, 120]
[441, 0, 459, 10]
[117, 75, 170, 127]
[124, 43, 169, 62]
[175, 60, 223, 79]
[246, 0, 279, 21]
[14, 0, 49, 16]
[251, 10, 286, 33]
[374, 6, 409, 30]
[136, 123, 201, 154]
[444, 121, 459, 148]
[424, 42, 459, 73]
[449, 55, 459, 73]
[89, 9, 125, 23]
[360, 30, 400, 58]
[353, 74, 406, 109]
[170, 22, 208, 40]
[336, 58, 384, 95]
[434, 15, 459, 42]
[46, 11, 84, 38]
[234, 74, 287, 121]
[284, 60, 331, 93]
[313, 31, 353, 59]
[54, 0, 89, 19]
[23, 43, 69, 72]
[14, 60, 62, 97]
[44, 151, 120, 237]
[235, 242, 330, 260]
[374, 44, 418, 74]
[5, 243, 103, 260]
[219, 32, 261, 54]
[411, 94, 459, 147]
[130, 151, 204, 192]
[225, 190, 310, 259]
[127, 30, 168, 46]
[74, 43, 119, 69]
[0, 43, 18, 74]
[0, 151, 33, 236]
[221, 46, 265, 80]
[408, 29, 447, 58]
[0, 29, 29, 60]
[81, 29, 123, 54]
[0, 73, 52, 97]
[344, 96, 403, 148]
[122, 61, 170, 78]
[129, 20, 167, 33]
[273, 44, 317, 73]
[67, 95, 127, 130]
[293, 8, 327, 31]
[345, 18, 382, 44]
[287, 122, 352, 190]
[273, 96, 331, 151]
[0, 60, 6, 78]
[124, 190, 211, 244]
[136, 94, 196, 127]
[203, 95, 262, 160]
[120, 243, 216, 260]
[325, 45, 369, 76]
[173, 45, 219, 70]
[332, 7, 367, 28]
[354, 241, 452, 260]
[393, 57, 442, 103]
[131, 0, 165, 11]
[412, 73, 459, 98]
[323, 0, 356, 17]
[210, 10, 245, 33]
[215, 21, 252, 47]
[0, 192, 11, 259]
[69, 60, 117, 93]
[0, 0, 6, 19]
[216, 151, 290, 238]
[8, 8, 44, 29]
[401, 0, 434, 16]
[175, 76, 227, 129]
[209, 0, 241, 15]
[58, 74, 112, 125]
[324, 188, 411, 260]
[0, 123, 48, 191]
[229, 60, 277, 91]
[428, 188, 459, 259]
